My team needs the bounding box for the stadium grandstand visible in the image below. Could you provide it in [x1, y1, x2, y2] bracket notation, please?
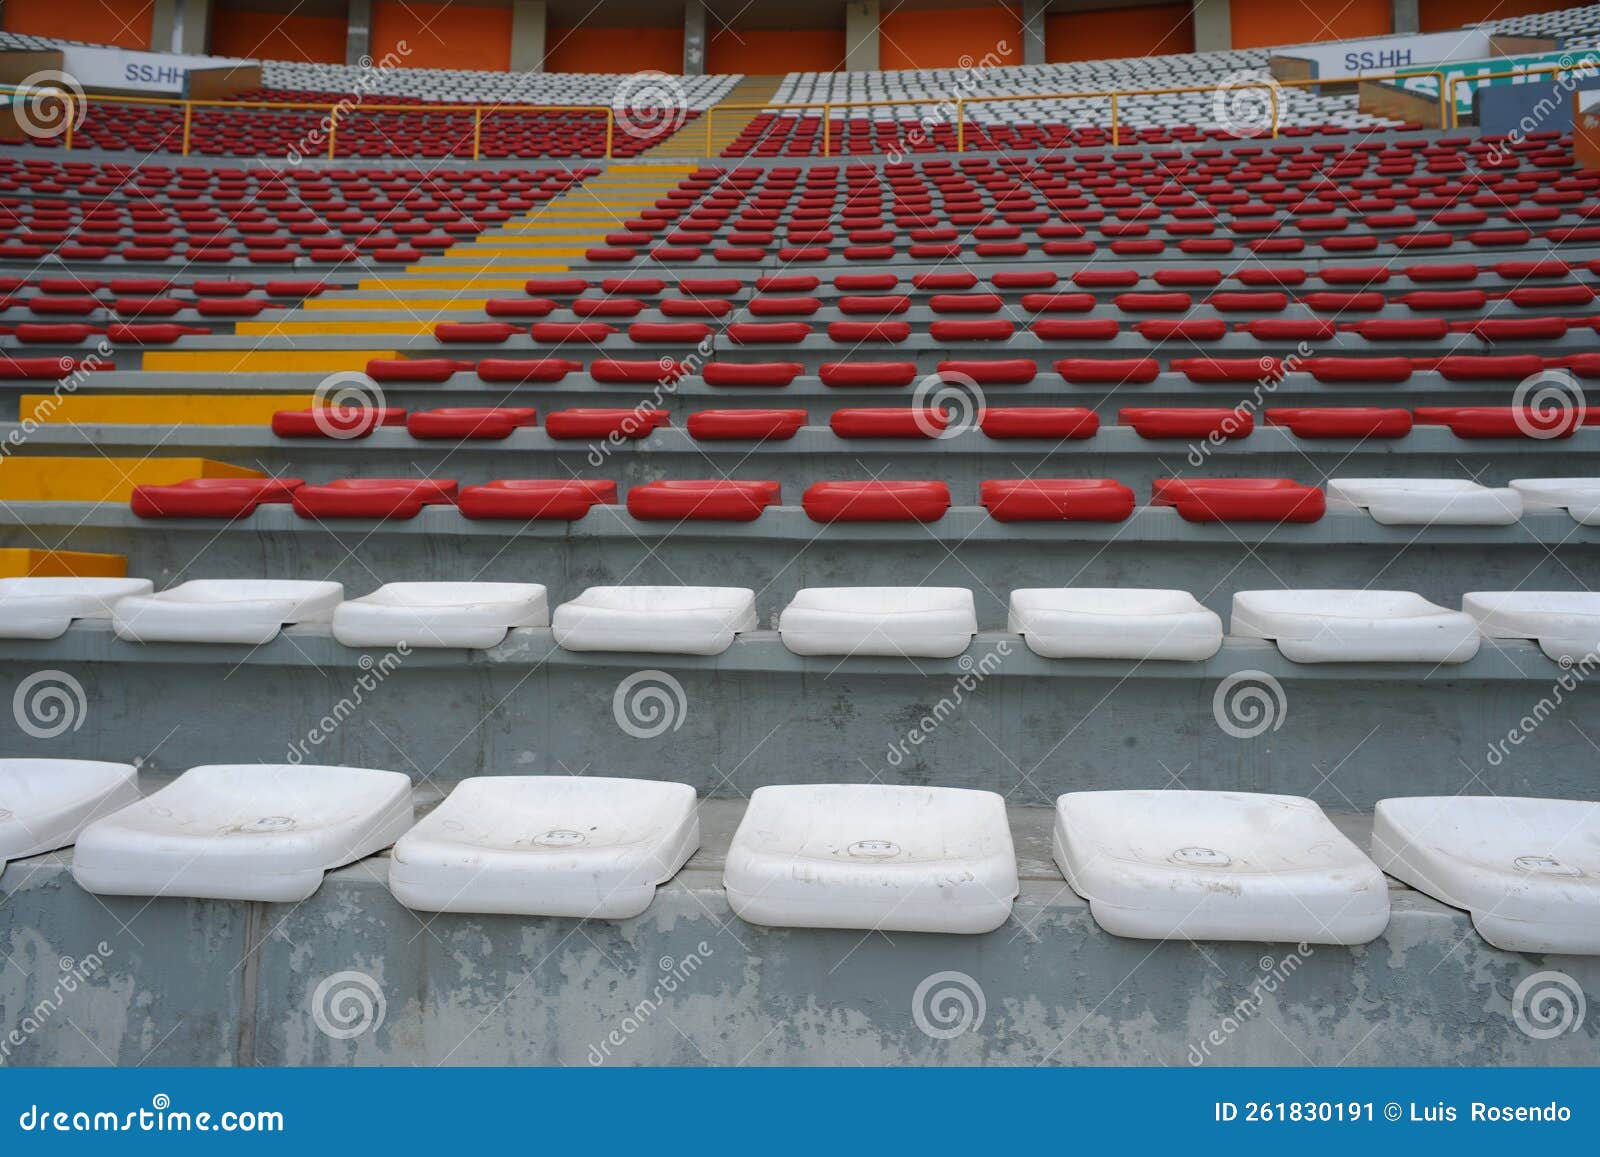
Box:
[0, 0, 1597, 1069]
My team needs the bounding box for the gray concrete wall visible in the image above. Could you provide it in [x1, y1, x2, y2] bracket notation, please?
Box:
[683, 0, 707, 77]
[0, 626, 1592, 807]
[3, 805, 1597, 1066]
[1392, 0, 1418, 36]
[1190, 0, 1231, 53]
[346, 0, 372, 67]
[1023, 0, 1048, 66]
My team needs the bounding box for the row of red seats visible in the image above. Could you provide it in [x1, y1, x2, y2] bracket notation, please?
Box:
[267, 403, 1595, 443]
[125, 476, 1327, 524]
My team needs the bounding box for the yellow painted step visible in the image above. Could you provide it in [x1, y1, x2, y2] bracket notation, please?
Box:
[142, 350, 396, 372]
[302, 298, 485, 311]
[0, 549, 127, 577]
[22, 394, 315, 425]
[359, 278, 533, 291]
[0, 457, 260, 502]
[235, 320, 435, 337]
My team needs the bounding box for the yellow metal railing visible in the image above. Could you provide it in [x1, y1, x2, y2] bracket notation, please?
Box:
[0, 86, 619, 159]
[704, 70, 1450, 156]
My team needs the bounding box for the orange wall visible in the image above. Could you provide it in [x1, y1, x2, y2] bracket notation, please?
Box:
[1230, 0, 1391, 49]
[1046, 3, 1195, 62]
[708, 27, 847, 75]
[545, 25, 684, 74]
[372, 0, 509, 72]
[880, 5, 1023, 71]
[1, 0, 153, 50]
[1420, 0, 1571, 33]
[212, 10, 347, 64]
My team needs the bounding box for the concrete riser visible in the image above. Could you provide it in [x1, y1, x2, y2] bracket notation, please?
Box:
[0, 647, 1592, 804]
[3, 862, 1597, 1066]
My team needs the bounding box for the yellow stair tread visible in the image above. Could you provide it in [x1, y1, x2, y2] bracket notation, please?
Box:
[0, 458, 261, 502]
[0, 549, 127, 578]
[21, 394, 315, 425]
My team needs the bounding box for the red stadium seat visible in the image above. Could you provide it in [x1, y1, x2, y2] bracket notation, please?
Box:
[1265, 408, 1413, 438]
[831, 408, 948, 438]
[818, 362, 918, 387]
[476, 358, 580, 383]
[1120, 408, 1253, 439]
[1055, 358, 1159, 384]
[271, 407, 407, 438]
[701, 361, 804, 386]
[979, 408, 1099, 439]
[802, 480, 951, 522]
[626, 480, 780, 521]
[1413, 406, 1582, 439]
[131, 477, 304, 519]
[686, 409, 807, 440]
[292, 478, 458, 520]
[544, 408, 670, 440]
[981, 479, 1134, 522]
[458, 479, 616, 520]
[1151, 478, 1325, 522]
[367, 358, 471, 383]
[406, 408, 538, 440]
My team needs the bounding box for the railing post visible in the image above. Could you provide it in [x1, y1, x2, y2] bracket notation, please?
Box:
[181, 102, 193, 156]
[823, 103, 831, 158]
[604, 107, 614, 159]
[63, 95, 76, 150]
[327, 104, 339, 160]
[705, 106, 714, 155]
[1269, 84, 1279, 139]
[957, 98, 965, 153]
[1110, 92, 1119, 146]
[472, 106, 483, 161]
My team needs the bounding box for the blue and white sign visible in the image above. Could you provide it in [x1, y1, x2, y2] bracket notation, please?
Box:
[58, 46, 253, 96]
[1275, 29, 1493, 80]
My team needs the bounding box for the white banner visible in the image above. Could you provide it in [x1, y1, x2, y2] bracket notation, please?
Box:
[58, 45, 254, 95]
[1274, 29, 1492, 80]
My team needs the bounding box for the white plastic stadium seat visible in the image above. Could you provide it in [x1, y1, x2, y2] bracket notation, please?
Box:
[725, 783, 1017, 933]
[1326, 479, 1522, 526]
[71, 764, 412, 902]
[0, 760, 140, 874]
[1509, 478, 1600, 525]
[778, 587, 976, 658]
[1054, 790, 1390, 944]
[1009, 588, 1222, 660]
[1231, 590, 1481, 663]
[389, 776, 698, 918]
[0, 578, 153, 639]
[332, 582, 548, 649]
[552, 586, 756, 655]
[112, 580, 344, 644]
[1372, 796, 1600, 955]
[1462, 592, 1600, 664]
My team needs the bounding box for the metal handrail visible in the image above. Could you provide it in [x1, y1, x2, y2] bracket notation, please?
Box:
[0, 85, 618, 159]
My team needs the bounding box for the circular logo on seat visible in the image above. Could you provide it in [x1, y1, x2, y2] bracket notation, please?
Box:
[1514, 854, 1582, 877]
[1171, 846, 1232, 867]
[242, 816, 295, 833]
[848, 839, 901, 858]
[534, 829, 585, 847]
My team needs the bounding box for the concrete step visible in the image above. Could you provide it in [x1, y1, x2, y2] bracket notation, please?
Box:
[3, 796, 1595, 1065]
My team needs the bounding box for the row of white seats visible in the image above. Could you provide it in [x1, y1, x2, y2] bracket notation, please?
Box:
[1330, 478, 1600, 526]
[261, 60, 739, 108]
[4, 760, 1593, 953]
[1, 578, 1595, 664]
